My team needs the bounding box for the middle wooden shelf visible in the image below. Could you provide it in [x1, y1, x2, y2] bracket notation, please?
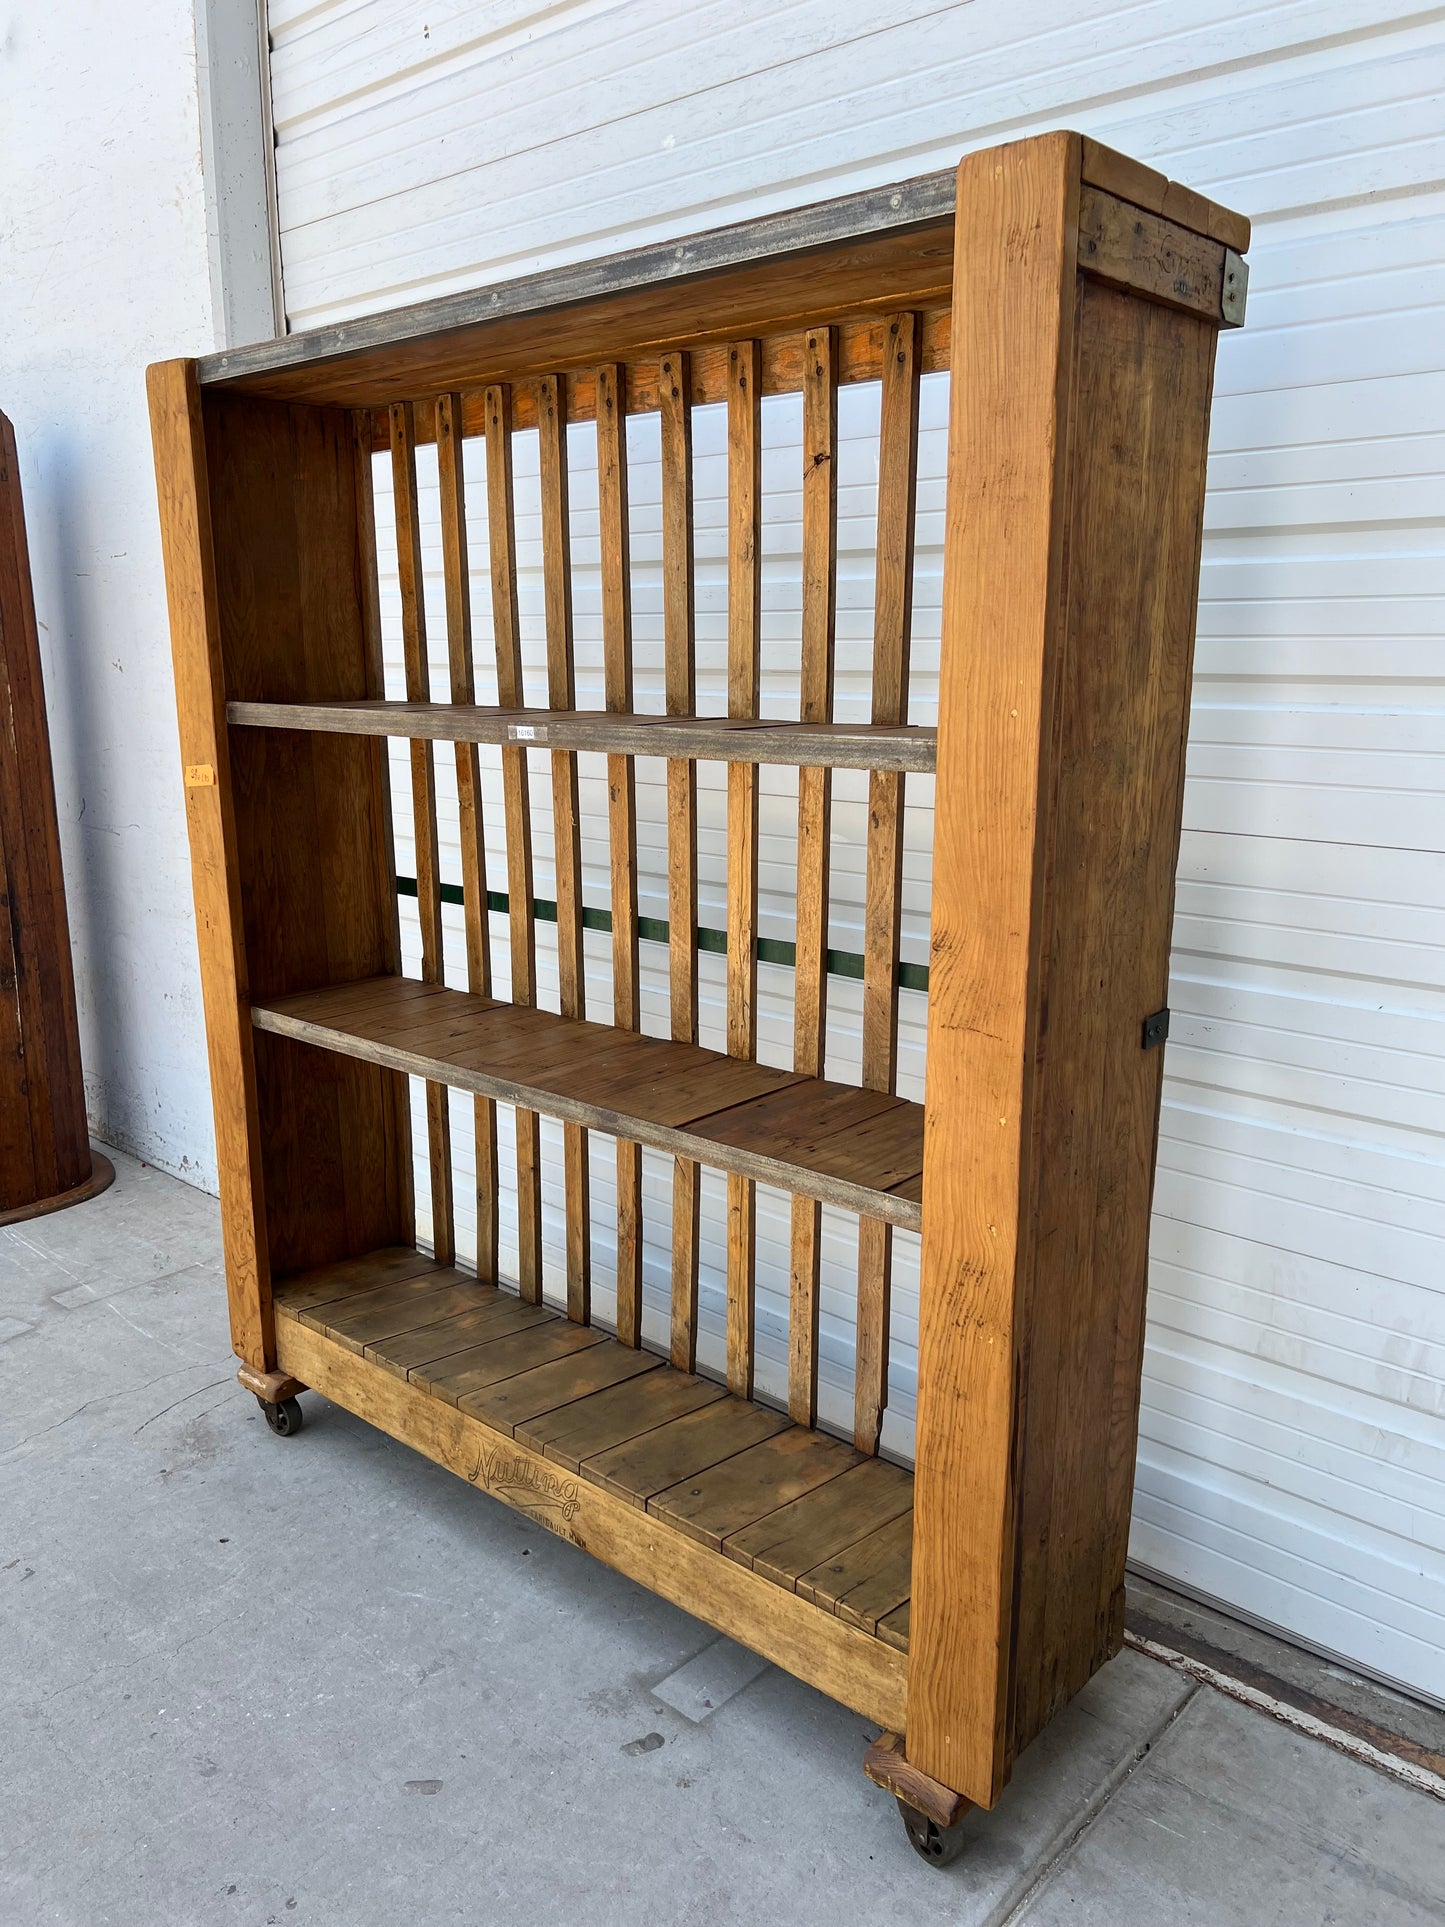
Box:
[252, 974, 924, 1229]
[226, 700, 937, 772]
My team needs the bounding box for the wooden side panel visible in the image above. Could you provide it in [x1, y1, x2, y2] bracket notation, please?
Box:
[0, 411, 91, 1212]
[907, 134, 1081, 1808]
[147, 362, 273, 1364]
[200, 387, 410, 1281]
[1007, 279, 1218, 1757]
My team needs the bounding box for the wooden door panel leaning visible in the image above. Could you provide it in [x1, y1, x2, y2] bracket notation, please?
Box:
[148, 131, 1247, 1863]
[0, 411, 114, 1226]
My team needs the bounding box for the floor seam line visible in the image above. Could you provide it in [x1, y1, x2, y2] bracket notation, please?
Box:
[1125, 1629, 1445, 1804]
[986, 1678, 1205, 1927]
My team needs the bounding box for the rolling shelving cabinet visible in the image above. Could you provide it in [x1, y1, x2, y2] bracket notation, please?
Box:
[148, 133, 1247, 1858]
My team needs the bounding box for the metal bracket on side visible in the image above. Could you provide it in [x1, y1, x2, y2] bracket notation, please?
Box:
[1221, 249, 1249, 327]
[1142, 1007, 1171, 1051]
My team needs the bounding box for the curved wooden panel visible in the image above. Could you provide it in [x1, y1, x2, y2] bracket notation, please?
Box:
[0, 411, 96, 1218]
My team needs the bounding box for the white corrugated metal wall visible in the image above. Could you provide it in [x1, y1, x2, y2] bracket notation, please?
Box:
[261, 0, 1445, 1704]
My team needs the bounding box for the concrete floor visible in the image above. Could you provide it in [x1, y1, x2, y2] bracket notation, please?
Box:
[3, 1148, 1442, 1927]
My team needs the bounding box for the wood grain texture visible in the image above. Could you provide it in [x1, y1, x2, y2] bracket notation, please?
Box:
[350, 415, 405, 984]
[597, 362, 643, 1346]
[906, 133, 1082, 1809]
[161, 379, 412, 1303]
[354, 313, 954, 449]
[276, 1242, 439, 1310]
[235, 1363, 307, 1404]
[1079, 134, 1251, 252]
[147, 363, 273, 1365]
[1077, 186, 1229, 324]
[201, 197, 962, 408]
[461, 1337, 661, 1434]
[537, 373, 591, 1323]
[226, 701, 933, 769]
[586, 1394, 789, 1507]
[274, 1244, 914, 1656]
[349, 416, 417, 1249]
[198, 153, 1243, 408]
[799, 1506, 913, 1631]
[253, 978, 924, 1228]
[484, 382, 543, 1301]
[855, 310, 921, 1457]
[390, 400, 455, 1266]
[1008, 278, 1219, 1760]
[862, 1732, 969, 1828]
[519, 1361, 727, 1471]
[788, 324, 838, 1427]
[0, 410, 91, 1215]
[661, 349, 701, 1370]
[437, 389, 500, 1281]
[650, 1426, 859, 1551]
[275, 1310, 907, 1728]
[725, 1454, 913, 1586]
[726, 339, 762, 1400]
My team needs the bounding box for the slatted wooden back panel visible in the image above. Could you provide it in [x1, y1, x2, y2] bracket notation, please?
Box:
[350, 325, 940, 1459]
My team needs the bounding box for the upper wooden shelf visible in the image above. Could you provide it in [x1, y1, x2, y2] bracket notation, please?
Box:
[227, 700, 936, 773]
[252, 975, 925, 1230]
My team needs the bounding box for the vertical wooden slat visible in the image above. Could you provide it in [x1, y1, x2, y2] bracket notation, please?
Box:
[484, 383, 542, 1302]
[389, 400, 455, 1266]
[788, 326, 838, 1426]
[537, 374, 592, 1323]
[854, 312, 922, 1457]
[351, 412, 415, 1242]
[725, 339, 762, 1399]
[436, 392, 500, 1280]
[660, 349, 701, 1370]
[597, 363, 643, 1346]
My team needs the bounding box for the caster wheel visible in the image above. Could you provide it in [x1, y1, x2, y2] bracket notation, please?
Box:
[898, 1796, 969, 1867]
[258, 1394, 304, 1437]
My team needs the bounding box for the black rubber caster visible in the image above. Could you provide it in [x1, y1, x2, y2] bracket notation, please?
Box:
[898, 1796, 969, 1867]
[258, 1394, 304, 1437]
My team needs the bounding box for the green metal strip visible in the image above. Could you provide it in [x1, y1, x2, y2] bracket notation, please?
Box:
[395, 875, 929, 992]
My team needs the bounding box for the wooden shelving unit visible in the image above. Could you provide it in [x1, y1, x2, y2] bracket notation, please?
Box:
[148, 131, 1247, 1860]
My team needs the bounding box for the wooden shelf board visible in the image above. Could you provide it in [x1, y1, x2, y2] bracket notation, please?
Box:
[271, 1247, 913, 1680]
[227, 700, 936, 772]
[252, 978, 925, 1230]
[195, 140, 1244, 410]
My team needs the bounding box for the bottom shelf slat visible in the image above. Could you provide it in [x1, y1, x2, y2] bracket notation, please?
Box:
[271, 1247, 913, 1718]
